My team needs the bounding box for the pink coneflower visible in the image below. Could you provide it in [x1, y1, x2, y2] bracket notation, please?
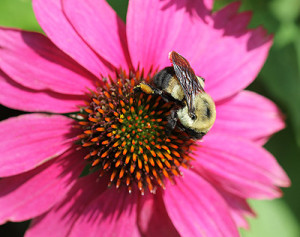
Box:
[0, 0, 290, 236]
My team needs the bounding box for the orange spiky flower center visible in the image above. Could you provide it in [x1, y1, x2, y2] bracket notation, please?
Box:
[77, 69, 195, 194]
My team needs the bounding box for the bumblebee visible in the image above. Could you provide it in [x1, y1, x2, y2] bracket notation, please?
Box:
[135, 51, 216, 140]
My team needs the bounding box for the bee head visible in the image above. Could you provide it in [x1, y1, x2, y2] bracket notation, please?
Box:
[177, 93, 216, 135]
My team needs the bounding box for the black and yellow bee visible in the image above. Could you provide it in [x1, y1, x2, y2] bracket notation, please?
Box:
[135, 51, 216, 140]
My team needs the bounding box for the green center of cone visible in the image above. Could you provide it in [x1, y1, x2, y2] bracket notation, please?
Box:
[77, 69, 194, 194]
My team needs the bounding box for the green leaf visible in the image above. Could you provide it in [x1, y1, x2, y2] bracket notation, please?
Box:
[264, 116, 300, 224]
[107, 0, 129, 22]
[270, 0, 300, 47]
[79, 163, 98, 178]
[270, 0, 300, 23]
[261, 42, 300, 146]
[0, 0, 41, 32]
[235, 0, 300, 146]
[240, 199, 300, 237]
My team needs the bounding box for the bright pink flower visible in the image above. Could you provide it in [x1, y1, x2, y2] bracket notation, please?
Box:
[0, 0, 290, 236]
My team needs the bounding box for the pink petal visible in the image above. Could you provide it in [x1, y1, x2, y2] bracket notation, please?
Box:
[27, 179, 140, 237]
[0, 70, 86, 113]
[126, 0, 212, 74]
[26, 173, 108, 237]
[127, 1, 271, 101]
[0, 27, 97, 95]
[217, 189, 255, 229]
[137, 190, 180, 237]
[0, 114, 79, 177]
[213, 91, 285, 144]
[192, 132, 290, 199]
[33, 0, 114, 78]
[62, 0, 131, 69]
[69, 188, 140, 237]
[253, 137, 269, 145]
[197, 3, 273, 101]
[0, 149, 86, 224]
[164, 169, 239, 237]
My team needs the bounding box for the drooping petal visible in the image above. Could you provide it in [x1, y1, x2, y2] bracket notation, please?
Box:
[137, 190, 180, 237]
[62, 0, 131, 69]
[0, 27, 97, 95]
[69, 188, 139, 237]
[26, 173, 107, 237]
[33, 0, 114, 78]
[217, 188, 255, 229]
[213, 91, 285, 144]
[192, 132, 290, 199]
[0, 70, 85, 113]
[0, 114, 79, 177]
[126, 0, 212, 74]
[0, 149, 86, 224]
[164, 169, 239, 237]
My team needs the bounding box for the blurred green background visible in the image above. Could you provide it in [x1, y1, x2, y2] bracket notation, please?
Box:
[0, 0, 299, 236]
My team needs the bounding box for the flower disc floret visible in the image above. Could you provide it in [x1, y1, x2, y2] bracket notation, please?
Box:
[77, 69, 195, 194]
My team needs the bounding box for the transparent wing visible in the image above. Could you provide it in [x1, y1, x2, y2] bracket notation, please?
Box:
[169, 51, 204, 116]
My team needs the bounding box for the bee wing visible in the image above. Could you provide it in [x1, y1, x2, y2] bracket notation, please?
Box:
[169, 51, 204, 115]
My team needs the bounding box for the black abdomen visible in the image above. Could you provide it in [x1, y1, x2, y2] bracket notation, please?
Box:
[153, 67, 175, 90]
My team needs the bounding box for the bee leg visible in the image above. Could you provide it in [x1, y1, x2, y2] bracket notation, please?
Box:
[134, 83, 156, 94]
[167, 109, 178, 132]
[153, 90, 185, 106]
[158, 92, 175, 103]
[135, 83, 172, 101]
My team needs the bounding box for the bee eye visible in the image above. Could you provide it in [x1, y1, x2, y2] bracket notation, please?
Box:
[190, 113, 197, 120]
